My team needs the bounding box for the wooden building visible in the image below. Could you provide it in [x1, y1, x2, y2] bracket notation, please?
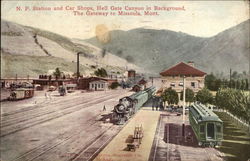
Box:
[138, 78, 147, 88]
[33, 78, 73, 87]
[132, 84, 143, 92]
[89, 80, 108, 91]
[78, 77, 117, 90]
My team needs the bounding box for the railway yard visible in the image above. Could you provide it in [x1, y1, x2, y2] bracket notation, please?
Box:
[1, 88, 250, 161]
[0, 89, 133, 161]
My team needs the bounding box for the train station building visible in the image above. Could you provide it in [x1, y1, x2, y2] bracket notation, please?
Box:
[159, 61, 206, 104]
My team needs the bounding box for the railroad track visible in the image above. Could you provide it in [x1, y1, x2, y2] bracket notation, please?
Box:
[1, 90, 122, 125]
[2, 90, 116, 118]
[1, 91, 124, 137]
[11, 119, 123, 161]
[11, 115, 100, 161]
[1, 90, 118, 122]
[70, 125, 122, 161]
[2, 93, 110, 127]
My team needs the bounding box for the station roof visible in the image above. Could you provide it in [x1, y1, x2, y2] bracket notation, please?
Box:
[160, 62, 206, 77]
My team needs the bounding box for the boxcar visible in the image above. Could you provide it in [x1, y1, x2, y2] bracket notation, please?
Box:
[189, 102, 223, 147]
[9, 88, 34, 100]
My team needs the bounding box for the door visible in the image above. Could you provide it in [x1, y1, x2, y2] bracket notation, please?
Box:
[207, 123, 215, 139]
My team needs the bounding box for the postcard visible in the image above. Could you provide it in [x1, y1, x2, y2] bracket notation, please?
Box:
[1, 1, 249, 161]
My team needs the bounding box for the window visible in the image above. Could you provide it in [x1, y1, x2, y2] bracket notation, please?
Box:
[101, 84, 104, 88]
[92, 84, 94, 88]
[98, 84, 100, 88]
[191, 82, 195, 88]
[179, 82, 183, 87]
[217, 125, 221, 133]
[200, 125, 205, 133]
[170, 82, 175, 87]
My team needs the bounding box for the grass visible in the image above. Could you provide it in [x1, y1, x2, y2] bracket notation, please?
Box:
[1, 53, 89, 78]
[215, 112, 250, 161]
[26, 26, 93, 54]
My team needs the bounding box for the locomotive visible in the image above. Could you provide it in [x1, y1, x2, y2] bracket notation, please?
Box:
[189, 102, 223, 147]
[113, 86, 156, 125]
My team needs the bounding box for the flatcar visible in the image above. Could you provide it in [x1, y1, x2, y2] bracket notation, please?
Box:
[113, 86, 156, 125]
[189, 102, 223, 147]
[9, 88, 34, 100]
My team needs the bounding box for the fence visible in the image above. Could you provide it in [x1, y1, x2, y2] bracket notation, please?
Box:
[214, 109, 250, 133]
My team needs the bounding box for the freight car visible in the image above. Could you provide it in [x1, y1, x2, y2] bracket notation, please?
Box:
[9, 88, 34, 100]
[113, 86, 156, 125]
[189, 102, 223, 147]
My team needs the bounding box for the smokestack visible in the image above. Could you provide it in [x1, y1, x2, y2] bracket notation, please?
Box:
[187, 61, 194, 67]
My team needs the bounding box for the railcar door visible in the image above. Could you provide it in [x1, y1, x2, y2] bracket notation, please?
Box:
[207, 123, 215, 139]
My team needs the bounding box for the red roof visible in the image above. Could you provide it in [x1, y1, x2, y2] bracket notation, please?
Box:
[138, 79, 147, 85]
[160, 62, 206, 76]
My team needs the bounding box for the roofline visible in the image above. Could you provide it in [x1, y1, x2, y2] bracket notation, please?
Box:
[160, 61, 207, 76]
[160, 62, 184, 74]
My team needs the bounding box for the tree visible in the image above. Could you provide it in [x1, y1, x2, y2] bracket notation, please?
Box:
[245, 79, 249, 90]
[53, 68, 62, 79]
[161, 88, 179, 106]
[216, 88, 250, 123]
[205, 73, 216, 91]
[109, 82, 119, 89]
[180, 88, 195, 103]
[94, 68, 108, 77]
[196, 88, 213, 104]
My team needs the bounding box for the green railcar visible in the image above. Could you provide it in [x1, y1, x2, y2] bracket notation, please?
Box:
[113, 86, 156, 124]
[189, 102, 223, 147]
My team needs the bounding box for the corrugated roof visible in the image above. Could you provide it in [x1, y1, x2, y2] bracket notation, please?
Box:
[160, 62, 206, 76]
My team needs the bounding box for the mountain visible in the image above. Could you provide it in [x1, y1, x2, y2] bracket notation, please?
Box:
[1, 20, 141, 78]
[84, 19, 250, 76]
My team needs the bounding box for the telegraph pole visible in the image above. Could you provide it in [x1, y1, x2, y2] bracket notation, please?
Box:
[182, 75, 186, 137]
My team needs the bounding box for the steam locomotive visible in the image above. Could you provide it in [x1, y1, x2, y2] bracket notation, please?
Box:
[113, 86, 156, 125]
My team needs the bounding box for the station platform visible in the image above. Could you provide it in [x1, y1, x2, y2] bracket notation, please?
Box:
[94, 107, 161, 161]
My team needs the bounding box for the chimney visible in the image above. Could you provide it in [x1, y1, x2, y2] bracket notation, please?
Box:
[187, 61, 194, 67]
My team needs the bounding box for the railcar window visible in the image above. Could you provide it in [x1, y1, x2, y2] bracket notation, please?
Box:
[217, 125, 221, 133]
[200, 125, 205, 133]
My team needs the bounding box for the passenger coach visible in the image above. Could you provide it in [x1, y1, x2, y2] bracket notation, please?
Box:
[189, 102, 223, 147]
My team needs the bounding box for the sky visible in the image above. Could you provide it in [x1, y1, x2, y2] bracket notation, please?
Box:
[1, 1, 249, 39]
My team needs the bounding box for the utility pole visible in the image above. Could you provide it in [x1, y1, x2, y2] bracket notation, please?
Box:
[182, 75, 186, 137]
